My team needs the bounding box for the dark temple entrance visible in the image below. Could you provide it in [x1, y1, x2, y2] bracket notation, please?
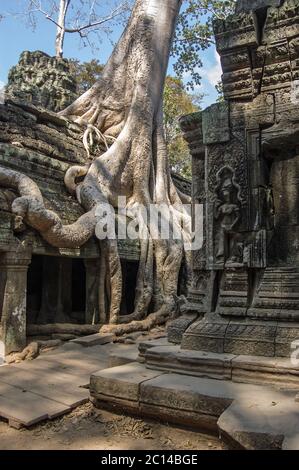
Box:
[120, 260, 139, 315]
[26, 255, 43, 324]
[27, 255, 86, 325]
[71, 258, 86, 323]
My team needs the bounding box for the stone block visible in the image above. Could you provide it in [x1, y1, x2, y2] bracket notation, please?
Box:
[167, 315, 197, 344]
[138, 337, 170, 359]
[90, 362, 164, 402]
[275, 323, 299, 357]
[236, 0, 283, 13]
[231, 355, 299, 388]
[224, 321, 277, 356]
[218, 388, 299, 450]
[140, 373, 261, 418]
[108, 346, 139, 368]
[0, 382, 70, 427]
[70, 333, 114, 347]
[202, 103, 230, 145]
[145, 346, 235, 380]
[181, 318, 227, 354]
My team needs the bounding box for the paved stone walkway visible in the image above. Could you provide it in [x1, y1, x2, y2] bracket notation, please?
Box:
[90, 359, 299, 450]
[0, 340, 138, 428]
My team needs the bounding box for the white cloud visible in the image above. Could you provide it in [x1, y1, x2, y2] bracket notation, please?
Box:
[201, 50, 222, 87]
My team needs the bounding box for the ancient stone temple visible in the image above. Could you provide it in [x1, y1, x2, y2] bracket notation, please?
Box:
[177, 0, 299, 357]
[6, 51, 77, 112]
[0, 51, 190, 355]
[89, 0, 299, 450]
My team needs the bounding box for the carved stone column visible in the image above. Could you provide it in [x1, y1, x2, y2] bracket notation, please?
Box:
[167, 113, 207, 344]
[84, 258, 101, 324]
[0, 249, 32, 354]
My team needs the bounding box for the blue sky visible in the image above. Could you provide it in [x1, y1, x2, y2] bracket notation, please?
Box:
[0, 0, 222, 109]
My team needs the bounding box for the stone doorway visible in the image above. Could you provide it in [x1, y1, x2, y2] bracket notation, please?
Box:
[27, 255, 87, 325]
[26, 255, 43, 324]
[120, 260, 139, 315]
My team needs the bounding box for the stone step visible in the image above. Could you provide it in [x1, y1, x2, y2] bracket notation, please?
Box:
[90, 361, 299, 450]
[0, 342, 122, 427]
[70, 333, 114, 347]
[138, 337, 171, 360]
[108, 344, 139, 367]
[0, 382, 70, 428]
[144, 346, 299, 389]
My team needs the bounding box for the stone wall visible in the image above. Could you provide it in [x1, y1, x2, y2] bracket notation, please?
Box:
[178, 0, 299, 357]
[6, 51, 77, 112]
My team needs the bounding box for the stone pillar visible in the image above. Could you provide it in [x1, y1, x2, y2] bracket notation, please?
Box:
[0, 249, 32, 354]
[168, 113, 207, 344]
[84, 259, 100, 324]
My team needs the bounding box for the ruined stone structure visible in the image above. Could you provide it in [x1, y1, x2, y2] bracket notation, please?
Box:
[6, 51, 77, 112]
[174, 0, 299, 357]
[0, 52, 190, 355]
[88, 2, 299, 450]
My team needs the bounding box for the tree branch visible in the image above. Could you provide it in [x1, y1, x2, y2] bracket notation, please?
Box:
[28, 0, 129, 35]
[176, 36, 215, 45]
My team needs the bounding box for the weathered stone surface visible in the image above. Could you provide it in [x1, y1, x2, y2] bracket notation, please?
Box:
[144, 347, 299, 389]
[202, 103, 230, 145]
[0, 249, 31, 354]
[218, 388, 299, 450]
[108, 344, 139, 367]
[70, 333, 114, 347]
[90, 360, 299, 449]
[167, 315, 197, 344]
[6, 51, 77, 113]
[0, 382, 70, 427]
[181, 0, 299, 354]
[90, 362, 164, 402]
[145, 346, 235, 380]
[224, 321, 277, 356]
[140, 373, 234, 418]
[181, 315, 228, 354]
[0, 341, 136, 427]
[138, 337, 170, 359]
[231, 355, 299, 388]
[236, 0, 283, 13]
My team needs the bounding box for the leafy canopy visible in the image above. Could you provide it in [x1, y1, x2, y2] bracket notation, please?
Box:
[164, 76, 201, 178]
[173, 0, 236, 89]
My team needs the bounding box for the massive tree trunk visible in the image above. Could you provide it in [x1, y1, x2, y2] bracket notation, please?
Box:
[0, 0, 192, 334]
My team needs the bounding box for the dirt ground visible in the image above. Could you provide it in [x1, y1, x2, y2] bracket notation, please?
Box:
[0, 402, 227, 450]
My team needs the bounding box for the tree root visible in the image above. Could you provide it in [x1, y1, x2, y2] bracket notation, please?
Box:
[5, 339, 64, 364]
[27, 323, 102, 337]
[100, 306, 171, 337]
[5, 342, 40, 363]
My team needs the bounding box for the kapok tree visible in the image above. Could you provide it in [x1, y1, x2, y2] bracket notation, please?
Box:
[0, 0, 195, 335]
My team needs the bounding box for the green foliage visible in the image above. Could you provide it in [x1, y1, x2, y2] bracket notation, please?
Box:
[69, 59, 104, 94]
[173, 0, 236, 89]
[215, 80, 225, 102]
[164, 76, 200, 179]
